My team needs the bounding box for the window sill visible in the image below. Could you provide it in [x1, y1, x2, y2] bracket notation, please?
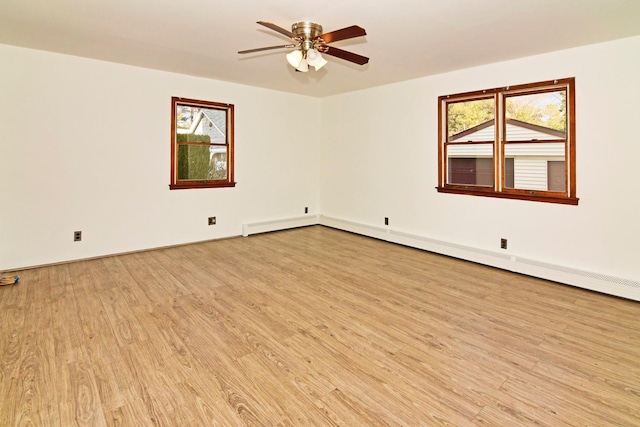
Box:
[170, 182, 236, 190]
[436, 186, 579, 205]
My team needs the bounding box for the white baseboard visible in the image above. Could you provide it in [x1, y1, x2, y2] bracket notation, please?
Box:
[317, 215, 640, 302]
[242, 214, 320, 237]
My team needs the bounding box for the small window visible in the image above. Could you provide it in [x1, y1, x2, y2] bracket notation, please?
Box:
[437, 78, 577, 205]
[170, 97, 235, 190]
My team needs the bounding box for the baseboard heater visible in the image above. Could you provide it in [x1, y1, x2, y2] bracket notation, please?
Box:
[242, 214, 640, 301]
[242, 214, 320, 237]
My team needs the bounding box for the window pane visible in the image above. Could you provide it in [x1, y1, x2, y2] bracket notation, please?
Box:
[448, 158, 493, 186]
[504, 143, 566, 191]
[176, 106, 227, 141]
[210, 147, 228, 180]
[447, 143, 494, 186]
[505, 90, 566, 141]
[447, 99, 495, 141]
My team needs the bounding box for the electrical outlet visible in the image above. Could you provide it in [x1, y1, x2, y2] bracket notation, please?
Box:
[385, 217, 389, 226]
[305, 207, 308, 214]
[500, 238, 507, 249]
[74, 231, 82, 242]
[208, 216, 216, 225]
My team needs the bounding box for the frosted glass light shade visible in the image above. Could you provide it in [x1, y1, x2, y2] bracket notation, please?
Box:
[286, 50, 303, 68]
[306, 49, 322, 66]
[296, 58, 309, 72]
[313, 57, 328, 71]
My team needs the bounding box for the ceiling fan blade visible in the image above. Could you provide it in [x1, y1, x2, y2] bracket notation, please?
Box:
[238, 44, 295, 54]
[323, 46, 369, 65]
[319, 25, 366, 43]
[257, 21, 295, 38]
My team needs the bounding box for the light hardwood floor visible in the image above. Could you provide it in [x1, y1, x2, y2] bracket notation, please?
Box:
[1, 225, 639, 426]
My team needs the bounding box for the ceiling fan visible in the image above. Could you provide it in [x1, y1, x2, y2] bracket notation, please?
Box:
[238, 21, 369, 72]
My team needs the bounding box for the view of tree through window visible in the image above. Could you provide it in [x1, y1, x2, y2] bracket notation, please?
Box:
[447, 98, 494, 137]
[505, 90, 566, 133]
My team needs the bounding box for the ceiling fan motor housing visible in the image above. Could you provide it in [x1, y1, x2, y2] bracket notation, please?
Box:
[292, 22, 324, 50]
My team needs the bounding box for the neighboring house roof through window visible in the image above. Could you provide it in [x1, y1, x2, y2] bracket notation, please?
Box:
[449, 118, 566, 142]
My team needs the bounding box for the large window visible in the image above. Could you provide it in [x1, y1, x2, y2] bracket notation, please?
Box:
[437, 78, 577, 205]
[170, 97, 235, 190]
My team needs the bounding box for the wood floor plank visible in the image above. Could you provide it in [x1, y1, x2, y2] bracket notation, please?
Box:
[532, 361, 640, 417]
[66, 359, 107, 426]
[2, 225, 639, 426]
[100, 256, 154, 309]
[500, 368, 640, 426]
[313, 387, 390, 426]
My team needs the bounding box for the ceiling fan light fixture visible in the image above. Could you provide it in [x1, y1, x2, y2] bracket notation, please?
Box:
[306, 48, 322, 65]
[296, 58, 309, 72]
[313, 57, 328, 71]
[286, 49, 303, 68]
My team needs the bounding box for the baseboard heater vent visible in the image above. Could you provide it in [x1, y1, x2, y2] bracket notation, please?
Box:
[390, 229, 513, 261]
[516, 257, 640, 289]
[319, 215, 640, 301]
[242, 214, 320, 237]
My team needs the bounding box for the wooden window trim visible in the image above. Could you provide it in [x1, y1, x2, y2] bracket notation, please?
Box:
[170, 97, 235, 190]
[437, 78, 577, 205]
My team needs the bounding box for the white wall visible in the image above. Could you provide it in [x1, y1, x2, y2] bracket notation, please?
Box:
[319, 36, 640, 295]
[0, 44, 320, 270]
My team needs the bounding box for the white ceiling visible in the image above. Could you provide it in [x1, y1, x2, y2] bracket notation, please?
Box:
[1, 0, 639, 98]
